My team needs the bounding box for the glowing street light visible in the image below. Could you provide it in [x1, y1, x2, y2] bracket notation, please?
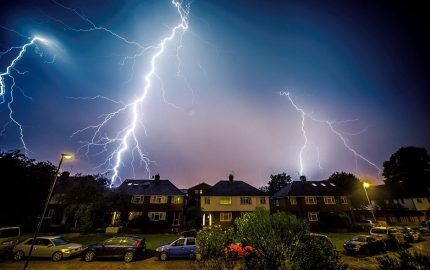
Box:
[23, 153, 73, 270]
[362, 181, 376, 222]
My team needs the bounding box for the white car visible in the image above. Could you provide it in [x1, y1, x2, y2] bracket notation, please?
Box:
[13, 236, 83, 261]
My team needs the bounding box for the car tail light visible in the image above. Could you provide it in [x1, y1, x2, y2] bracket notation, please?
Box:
[135, 241, 142, 249]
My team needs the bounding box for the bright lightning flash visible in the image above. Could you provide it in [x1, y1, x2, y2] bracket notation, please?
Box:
[281, 91, 382, 177]
[0, 35, 51, 154]
[70, 0, 190, 188]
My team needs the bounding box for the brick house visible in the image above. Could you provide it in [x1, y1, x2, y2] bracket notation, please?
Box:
[187, 182, 212, 207]
[118, 175, 186, 231]
[201, 175, 269, 228]
[272, 176, 351, 228]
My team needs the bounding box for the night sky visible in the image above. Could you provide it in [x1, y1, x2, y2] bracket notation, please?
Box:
[0, 0, 429, 188]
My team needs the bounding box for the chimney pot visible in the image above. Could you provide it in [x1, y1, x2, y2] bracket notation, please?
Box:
[228, 174, 234, 182]
[300, 175, 307, 183]
[154, 174, 160, 181]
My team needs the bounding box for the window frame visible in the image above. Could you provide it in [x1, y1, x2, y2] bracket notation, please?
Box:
[240, 196, 252, 205]
[220, 212, 232, 222]
[323, 196, 335, 205]
[340, 196, 348, 204]
[219, 197, 232, 205]
[131, 195, 145, 204]
[305, 196, 317, 205]
[260, 197, 267, 204]
[204, 197, 210, 204]
[289, 196, 297, 205]
[308, 212, 319, 221]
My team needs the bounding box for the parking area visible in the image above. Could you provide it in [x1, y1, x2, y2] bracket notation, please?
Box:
[0, 234, 428, 270]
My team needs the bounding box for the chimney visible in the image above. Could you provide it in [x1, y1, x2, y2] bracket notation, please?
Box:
[154, 174, 160, 181]
[228, 174, 234, 182]
[300, 175, 307, 183]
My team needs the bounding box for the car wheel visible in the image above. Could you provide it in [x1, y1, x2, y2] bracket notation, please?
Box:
[13, 250, 25, 261]
[52, 251, 63, 262]
[124, 251, 134, 263]
[160, 251, 168, 261]
[84, 250, 95, 262]
[189, 252, 195, 260]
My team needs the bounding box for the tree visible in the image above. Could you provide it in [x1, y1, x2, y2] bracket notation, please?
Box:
[328, 171, 366, 209]
[383, 146, 430, 189]
[0, 150, 56, 227]
[261, 173, 291, 195]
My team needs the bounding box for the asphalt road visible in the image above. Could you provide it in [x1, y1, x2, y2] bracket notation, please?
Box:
[0, 238, 429, 270]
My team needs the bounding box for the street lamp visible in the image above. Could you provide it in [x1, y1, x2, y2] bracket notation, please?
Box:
[362, 181, 376, 222]
[23, 153, 73, 270]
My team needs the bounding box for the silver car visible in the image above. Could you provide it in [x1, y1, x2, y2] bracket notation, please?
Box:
[13, 236, 83, 261]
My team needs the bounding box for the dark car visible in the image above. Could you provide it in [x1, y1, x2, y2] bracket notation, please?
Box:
[396, 226, 420, 243]
[344, 235, 386, 255]
[82, 236, 145, 263]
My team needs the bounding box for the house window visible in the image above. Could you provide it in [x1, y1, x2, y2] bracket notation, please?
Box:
[289, 196, 297, 205]
[240, 197, 252, 205]
[204, 197, 211, 204]
[128, 211, 142, 221]
[195, 189, 203, 195]
[323, 196, 335, 204]
[150, 196, 167, 204]
[340, 196, 348, 204]
[275, 200, 280, 207]
[308, 212, 319, 221]
[131, 195, 144, 204]
[260, 197, 266, 204]
[220, 197, 232, 205]
[172, 196, 183, 204]
[305, 196, 317, 205]
[148, 212, 166, 221]
[417, 198, 423, 203]
[220, 212, 232, 222]
[45, 209, 54, 219]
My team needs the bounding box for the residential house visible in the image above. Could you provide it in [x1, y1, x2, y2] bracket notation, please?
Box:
[362, 183, 430, 224]
[272, 176, 351, 228]
[187, 182, 212, 207]
[201, 175, 269, 227]
[118, 174, 186, 231]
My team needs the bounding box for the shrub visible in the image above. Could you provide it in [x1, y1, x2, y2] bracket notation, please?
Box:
[235, 208, 308, 269]
[197, 226, 235, 270]
[290, 235, 347, 270]
[377, 250, 430, 270]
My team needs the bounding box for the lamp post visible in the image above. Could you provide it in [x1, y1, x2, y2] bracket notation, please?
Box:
[23, 153, 72, 270]
[362, 182, 376, 222]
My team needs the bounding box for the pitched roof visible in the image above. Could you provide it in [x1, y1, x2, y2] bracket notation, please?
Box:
[188, 182, 212, 191]
[204, 180, 266, 196]
[273, 180, 347, 198]
[119, 179, 184, 196]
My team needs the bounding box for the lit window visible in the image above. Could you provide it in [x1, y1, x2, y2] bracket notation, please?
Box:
[323, 196, 335, 204]
[204, 197, 210, 204]
[148, 212, 166, 221]
[308, 212, 319, 221]
[340, 196, 348, 204]
[289, 196, 297, 205]
[150, 196, 166, 204]
[45, 209, 54, 219]
[220, 197, 232, 205]
[172, 196, 183, 204]
[240, 197, 252, 205]
[321, 183, 326, 186]
[220, 212, 232, 222]
[330, 183, 336, 186]
[305, 196, 317, 205]
[131, 195, 144, 204]
[260, 197, 266, 204]
[312, 183, 317, 187]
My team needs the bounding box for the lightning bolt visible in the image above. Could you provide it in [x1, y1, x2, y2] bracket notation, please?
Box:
[281, 91, 382, 177]
[0, 34, 50, 154]
[66, 0, 190, 187]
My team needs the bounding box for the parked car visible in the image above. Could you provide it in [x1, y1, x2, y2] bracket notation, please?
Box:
[354, 219, 375, 230]
[82, 236, 145, 263]
[420, 220, 430, 234]
[13, 236, 83, 261]
[395, 226, 421, 243]
[156, 237, 196, 261]
[0, 227, 20, 254]
[370, 227, 406, 249]
[343, 235, 386, 255]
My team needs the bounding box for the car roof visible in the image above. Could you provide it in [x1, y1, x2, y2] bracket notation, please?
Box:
[25, 236, 62, 241]
[0, 227, 20, 230]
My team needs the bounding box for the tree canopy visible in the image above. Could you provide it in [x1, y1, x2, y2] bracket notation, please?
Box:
[328, 171, 367, 208]
[383, 146, 430, 189]
[261, 172, 291, 195]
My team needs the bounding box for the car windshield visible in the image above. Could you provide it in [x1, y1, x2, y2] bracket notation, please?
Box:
[52, 237, 70, 246]
[351, 236, 367, 242]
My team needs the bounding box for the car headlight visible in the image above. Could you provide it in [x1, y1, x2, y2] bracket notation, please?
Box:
[61, 249, 71, 253]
